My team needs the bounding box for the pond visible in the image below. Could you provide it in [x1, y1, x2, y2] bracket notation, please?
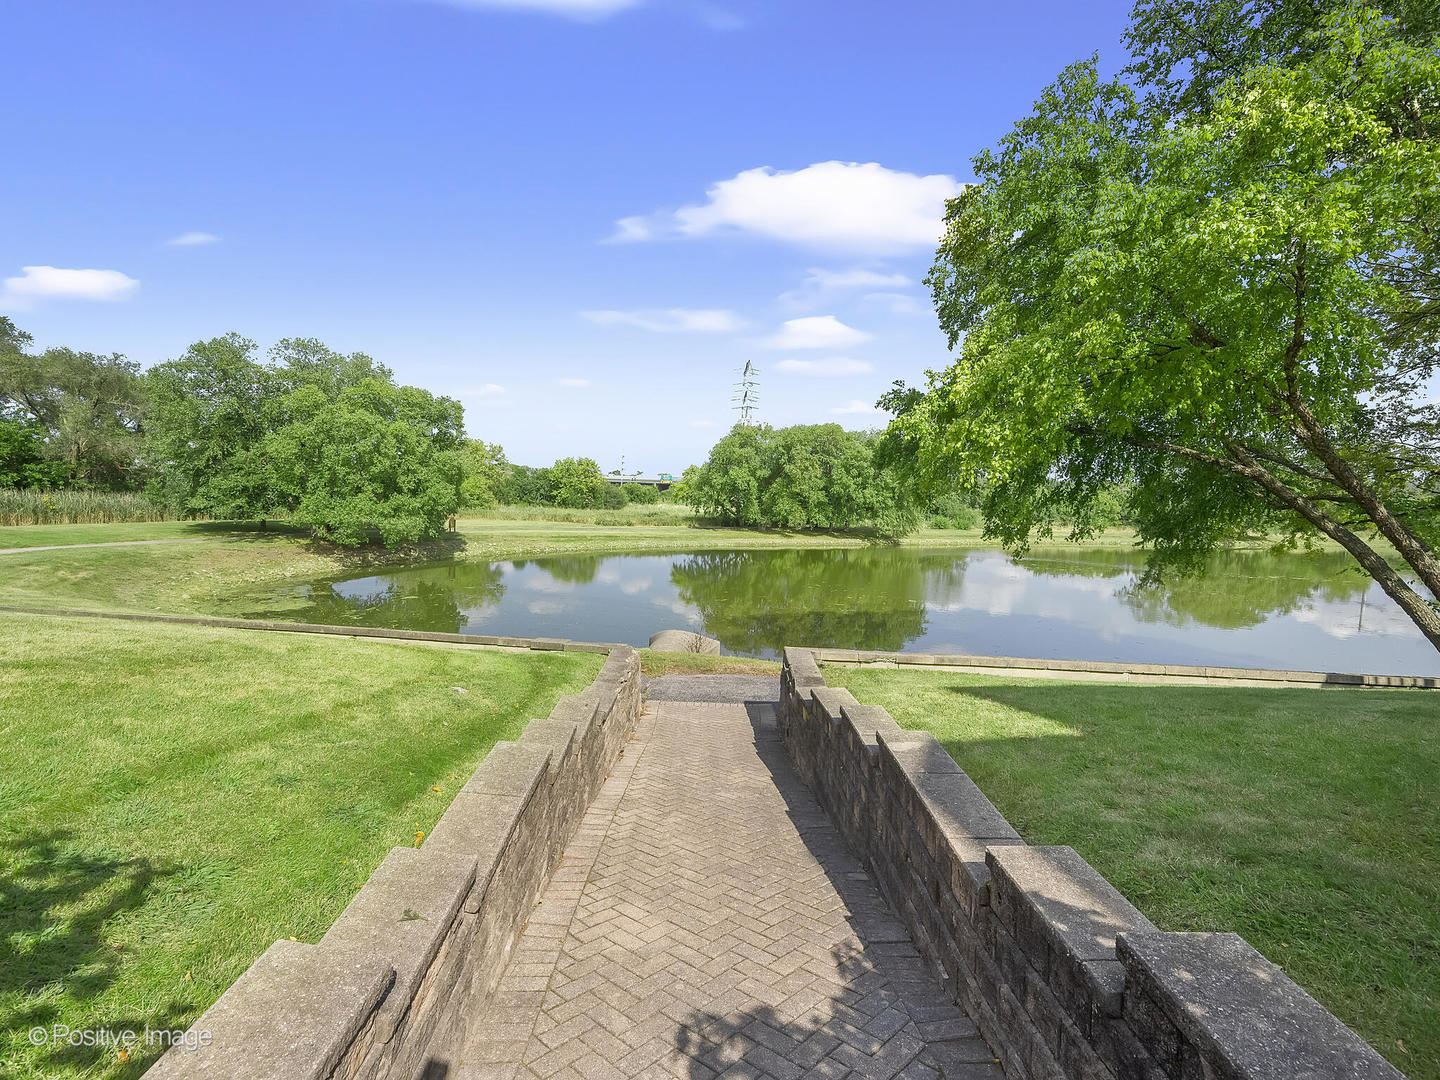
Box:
[253, 545, 1440, 675]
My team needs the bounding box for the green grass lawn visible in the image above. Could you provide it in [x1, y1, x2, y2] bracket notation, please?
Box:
[0, 613, 600, 1079]
[824, 667, 1440, 1078]
[0, 520, 313, 550]
[636, 650, 780, 678]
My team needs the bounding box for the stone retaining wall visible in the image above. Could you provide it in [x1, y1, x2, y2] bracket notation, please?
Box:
[779, 647, 1406, 1080]
[146, 646, 643, 1080]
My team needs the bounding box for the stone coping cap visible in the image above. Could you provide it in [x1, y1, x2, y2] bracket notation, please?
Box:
[319, 846, 477, 1043]
[461, 742, 551, 799]
[808, 646, 1440, 689]
[1118, 931, 1406, 1079]
[145, 939, 392, 1080]
[988, 846, 1157, 963]
[875, 729, 962, 773]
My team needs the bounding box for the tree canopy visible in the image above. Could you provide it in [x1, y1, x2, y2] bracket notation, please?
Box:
[681, 423, 913, 532]
[146, 335, 464, 545]
[0, 317, 145, 489]
[905, 3, 1440, 646]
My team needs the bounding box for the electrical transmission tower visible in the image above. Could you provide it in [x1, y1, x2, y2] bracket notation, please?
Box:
[733, 360, 760, 425]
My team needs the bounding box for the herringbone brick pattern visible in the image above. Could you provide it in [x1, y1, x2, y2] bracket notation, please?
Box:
[458, 701, 1000, 1079]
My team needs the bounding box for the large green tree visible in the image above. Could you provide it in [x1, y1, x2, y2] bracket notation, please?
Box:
[684, 423, 911, 532]
[265, 378, 464, 546]
[146, 334, 464, 545]
[0, 317, 145, 488]
[145, 333, 277, 516]
[908, 5, 1440, 646]
[548, 457, 609, 508]
[458, 439, 509, 509]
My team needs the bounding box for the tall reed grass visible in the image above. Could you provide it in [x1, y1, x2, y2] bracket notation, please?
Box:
[0, 488, 181, 526]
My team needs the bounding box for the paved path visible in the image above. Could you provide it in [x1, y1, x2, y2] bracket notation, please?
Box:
[0, 537, 211, 555]
[456, 698, 1000, 1079]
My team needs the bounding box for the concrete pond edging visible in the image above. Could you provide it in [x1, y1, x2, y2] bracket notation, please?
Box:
[779, 646, 1407, 1080]
[144, 646, 643, 1080]
[808, 646, 1440, 689]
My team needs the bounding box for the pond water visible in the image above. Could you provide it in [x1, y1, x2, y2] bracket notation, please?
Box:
[255, 545, 1440, 675]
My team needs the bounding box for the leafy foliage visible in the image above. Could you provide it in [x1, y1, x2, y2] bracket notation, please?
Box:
[0, 317, 146, 489]
[458, 440, 509, 509]
[548, 457, 609, 508]
[146, 336, 464, 545]
[682, 423, 914, 532]
[910, 4, 1440, 644]
[265, 378, 464, 546]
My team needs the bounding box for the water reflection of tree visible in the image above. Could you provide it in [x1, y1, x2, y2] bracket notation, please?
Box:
[284, 564, 507, 632]
[1120, 550, 1373, 630]
[669, 549, 953, 654]
[532, 555, 602, 584]
[1016, 546, 1376, 630]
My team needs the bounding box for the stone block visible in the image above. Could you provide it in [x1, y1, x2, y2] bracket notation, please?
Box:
[646, 628, 721, 654]
[841, 702, 908, 746]
[910, 770, 1022, 848]
[517, 718, 578, 764]
[1117, 932, 1405, 1080]
[320, 846, 478, 1043]
[987, 847, 1156, 967]
[811, 686, 859, 724]
[946, 835, 1026, 915]
[877, 729, 962, 774]
[783, 647, 825, 686]
[460, 742, 550, 800]
[145, 939, 392, 1080]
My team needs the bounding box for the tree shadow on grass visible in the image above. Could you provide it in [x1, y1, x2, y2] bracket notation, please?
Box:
[0, 827, 194, 1076]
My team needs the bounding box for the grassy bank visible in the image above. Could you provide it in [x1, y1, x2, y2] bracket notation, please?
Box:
[0, 613, 601, 1079]
[637, 650, 781, 677]
[824, 666, 1440, 1079]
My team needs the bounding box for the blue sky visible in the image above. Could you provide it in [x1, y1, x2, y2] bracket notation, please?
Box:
[4, 0, 1133, 473]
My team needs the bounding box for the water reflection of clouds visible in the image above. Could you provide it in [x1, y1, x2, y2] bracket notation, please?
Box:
[1289, 591, 1416, 638]
[522, 574, 577, 593]
[290, 547, 1438, 675]
[650, 595, 703, 625]
[927, 555, 1129, 623]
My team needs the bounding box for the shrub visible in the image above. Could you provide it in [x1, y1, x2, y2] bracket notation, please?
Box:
[926, 493, 981, 530]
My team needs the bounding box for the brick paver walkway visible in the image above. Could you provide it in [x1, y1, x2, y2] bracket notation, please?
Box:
[456, 700, 1001, 1080]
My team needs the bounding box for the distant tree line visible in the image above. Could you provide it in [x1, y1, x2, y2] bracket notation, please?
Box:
[1, 318, 467, 545]
[457, 448, 663, 511]
[0, 317, 674, 542]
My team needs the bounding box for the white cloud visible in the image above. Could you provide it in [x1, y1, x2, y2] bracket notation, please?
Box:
[779, 267, 913, 309]
[0, 266, 139, 310]
[580, 308, 745, 333]
[807, 267, 912, 292]
[775, 357, 874, 377]
[761, 315, 872, 350]
[458, 383, 506, 397]
[168, 231, 221, 246]
[862, 290, 924, 315]
[831, 399, 884, 416]
[423, 0, 640, 16]
[612, 161, 962, 253]
[554, 377, 591, 388]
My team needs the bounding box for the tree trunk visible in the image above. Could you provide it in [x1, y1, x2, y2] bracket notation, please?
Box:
[1286, 396, 1440, 601]
[1229, 444, 1440, 652]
